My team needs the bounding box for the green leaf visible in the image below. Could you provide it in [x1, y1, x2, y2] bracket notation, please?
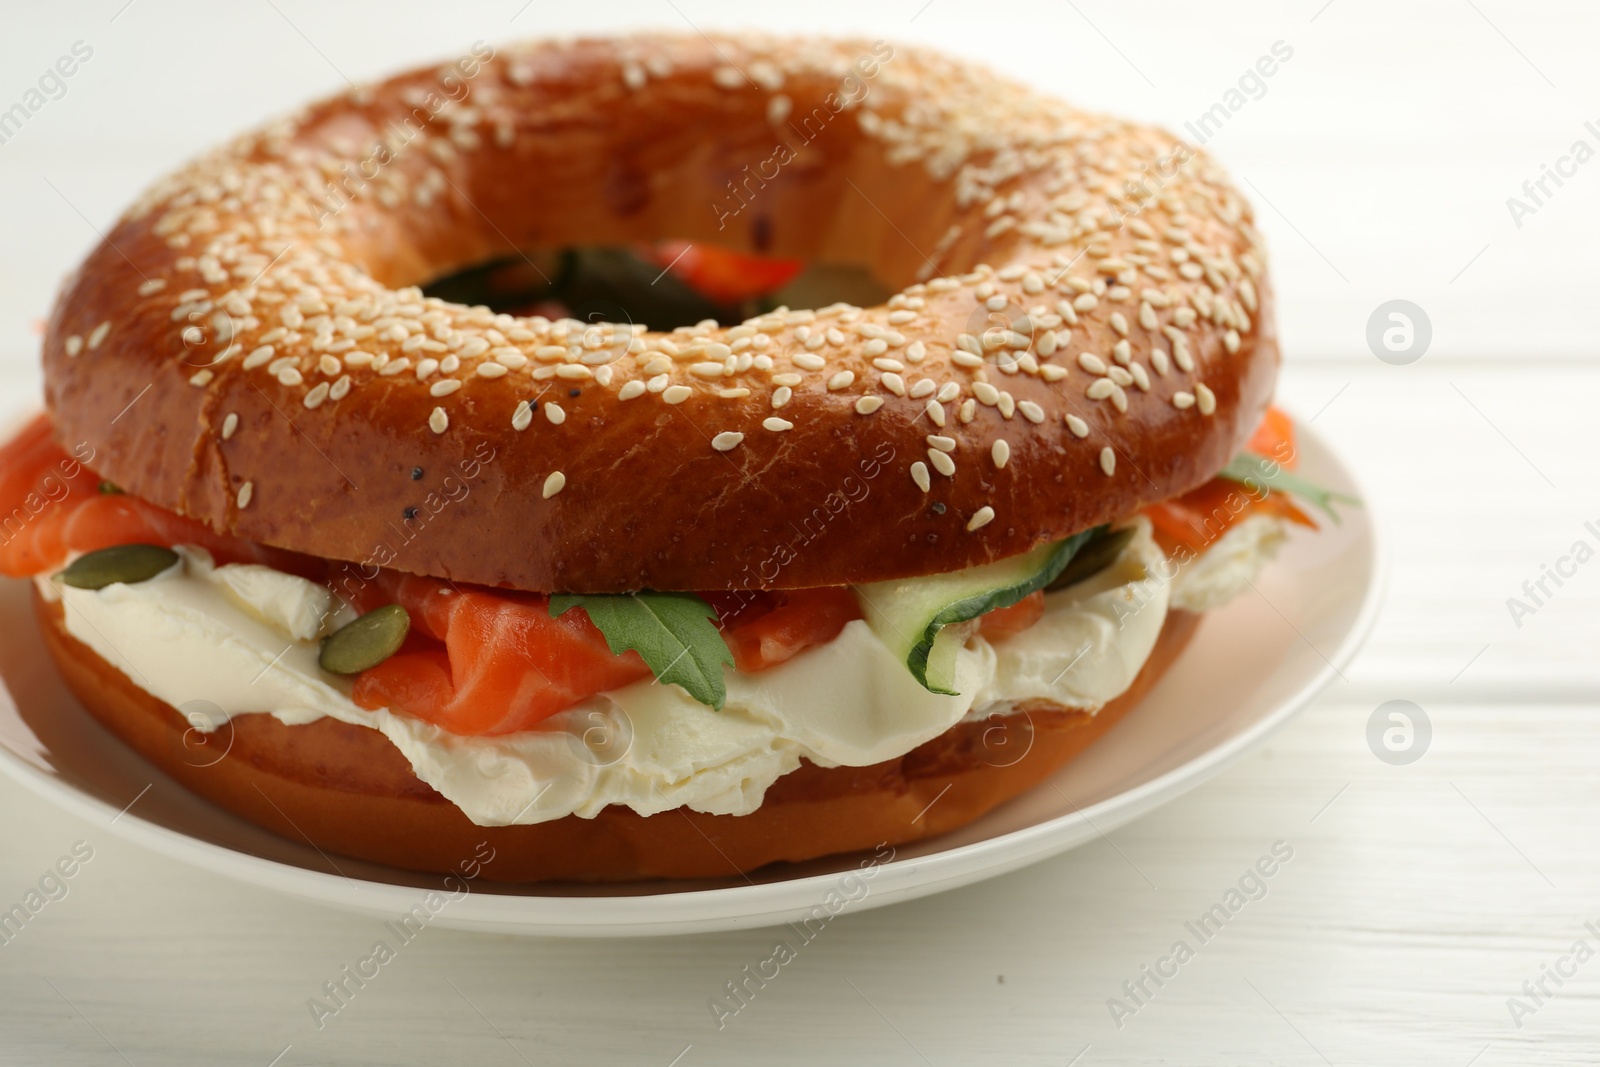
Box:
[549, 592, 735, 710]
[1217, 451, 1361, 524]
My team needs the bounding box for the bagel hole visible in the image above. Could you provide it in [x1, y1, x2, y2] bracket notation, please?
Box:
[421, 244, 893, 332]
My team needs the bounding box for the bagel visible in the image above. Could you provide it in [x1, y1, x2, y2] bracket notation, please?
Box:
[35, 591, 1200, 882]
[41, 33, 1275, 593]
[5, 33, 1307, 885]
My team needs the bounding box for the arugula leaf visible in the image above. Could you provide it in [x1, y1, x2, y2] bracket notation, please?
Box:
[549, 592, 734, 710]
[1217, 451, 1360, 524]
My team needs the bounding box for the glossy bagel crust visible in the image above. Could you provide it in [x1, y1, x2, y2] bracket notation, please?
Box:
[42, 34, 1275, 593]
[38, 591, 1198, 882]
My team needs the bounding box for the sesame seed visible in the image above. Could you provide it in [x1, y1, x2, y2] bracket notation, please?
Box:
[137, 279, 167, 296]
[855, 396, 883, 415]
[87, 321, 111, 350]
[237, 481, 254, 509]
[1086, 378, 1116, 401]
[544, 401, 567, 424]
[966, 506, 995, 532]
[909, 378, 937, 399]
[928, 448, 956, 477]
[771, 385, 792, 408]
[512, 400, 534, 430]
[1107, 366, 1133, 387]
[1018, 400, 1045, 424]
[1066, 413, 1089, 438]
[1173, 391, 1195, 410]
[221, 413, 239, 440]
[911, 461, 931, 492]
[1173, 338, 1195, 373]
[827, 370, 855, 391]
[663, 385, 692, 405]
[477, 361, 509, 379]
[303, 382, 330, 409]
[64, 335, 82, 357]
[959, 399, 977, 423]
[992, 439, 1010, 468]
[764, 417, 793, 431]
[1099, 447, 1116, 476]
[712, 431, 744, 451]
[1195, 382, 1217, 415]
[542, 471, 566, 498]
[882, 372, 907, 396]
[793, 353, 825, 371]
[556, 364, 592, 380]
[973, 382, 1001, 406]
[277, 367, 303, 387]
[1078, 352, 1107, 375]
[1040, 364, 1068, 382]
[927, 434, 957, 453]
[691, 361, 725, 378]
[618, 379, 645, 401]
[905, 340, 927, 363]
[926, 400, 946, 427]
[429, 407, 448, 434]
[772, 372, 802, 387]
[429, 379, 461, 397]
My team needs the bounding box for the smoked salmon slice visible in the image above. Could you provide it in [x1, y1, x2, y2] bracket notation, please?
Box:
[349, 573, 652, 736]
[0, 413, 303, 578]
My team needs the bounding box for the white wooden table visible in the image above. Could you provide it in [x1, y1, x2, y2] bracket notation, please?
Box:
[2, 2, 1597, 1063]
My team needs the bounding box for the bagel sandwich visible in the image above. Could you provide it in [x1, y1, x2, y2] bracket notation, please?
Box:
[1, 34, 1354, 882]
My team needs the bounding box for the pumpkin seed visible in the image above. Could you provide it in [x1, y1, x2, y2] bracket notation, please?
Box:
[319, 604, 410, 675]
[1044, 526, 1135, 593]
[59, 544, 180, 590]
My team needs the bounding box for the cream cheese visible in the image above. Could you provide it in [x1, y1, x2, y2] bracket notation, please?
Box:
[45, 517, 1269, 827]
[1167, 514, 1287, 613]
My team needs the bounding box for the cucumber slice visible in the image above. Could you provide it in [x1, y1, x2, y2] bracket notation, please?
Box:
[854, 527, 1102, 695]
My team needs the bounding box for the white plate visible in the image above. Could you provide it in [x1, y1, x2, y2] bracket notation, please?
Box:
[0, 421, 1381, 938]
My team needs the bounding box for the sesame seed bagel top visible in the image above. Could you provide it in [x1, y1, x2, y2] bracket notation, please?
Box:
[42, 34, 1278, 593]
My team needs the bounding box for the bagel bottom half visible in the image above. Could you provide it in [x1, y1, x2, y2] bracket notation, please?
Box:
[36, 592, 1199, 882]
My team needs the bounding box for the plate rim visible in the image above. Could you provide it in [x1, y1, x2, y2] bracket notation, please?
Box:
[0, 418, 1386, 935]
